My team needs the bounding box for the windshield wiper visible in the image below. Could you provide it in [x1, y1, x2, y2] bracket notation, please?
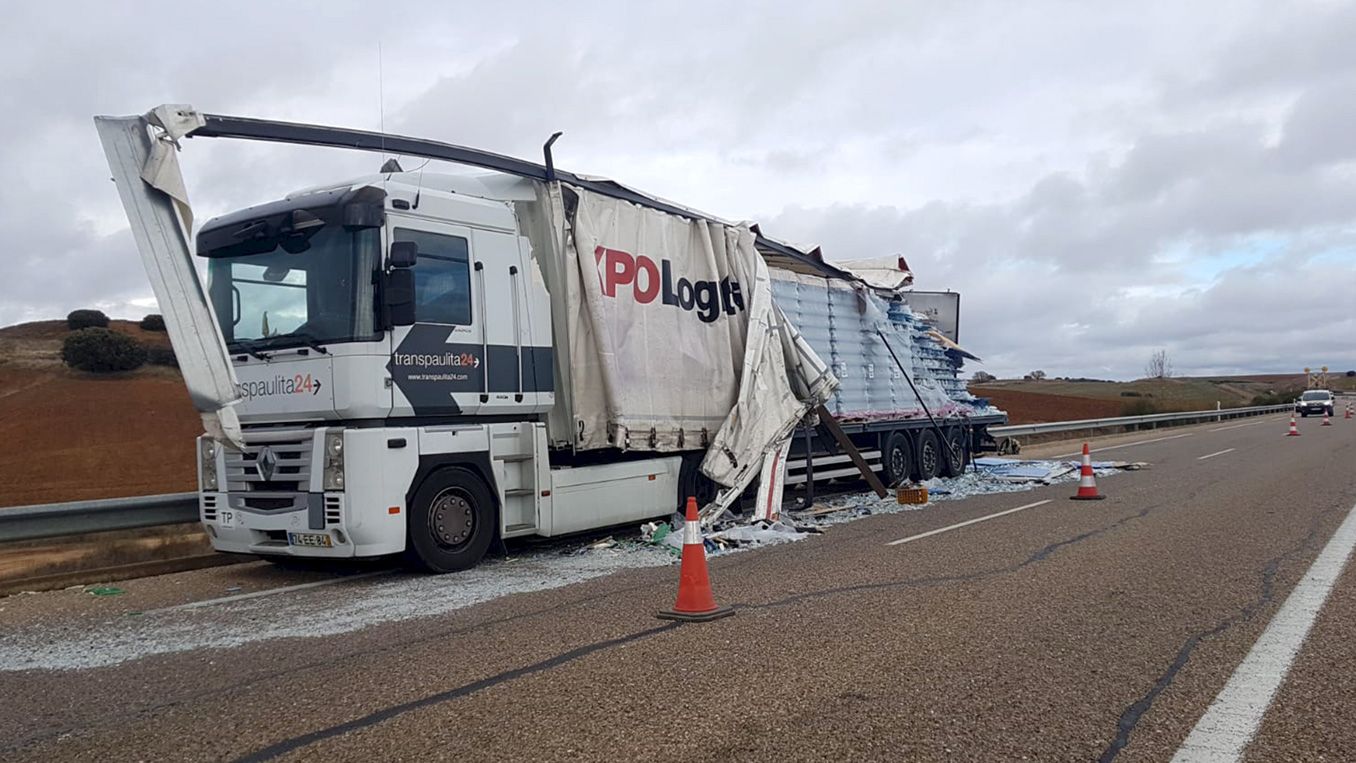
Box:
[282, 332, 330, 355]
[233, 339, 272, 362]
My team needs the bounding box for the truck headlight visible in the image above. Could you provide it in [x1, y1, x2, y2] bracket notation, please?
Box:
[323, 430, 345, 491]
[199, 438, 219, 491]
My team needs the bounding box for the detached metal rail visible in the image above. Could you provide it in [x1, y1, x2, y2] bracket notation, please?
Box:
[989, 403, 1291, 438]
[0, 493, 198, 543]
[0, 404, 1295, 542]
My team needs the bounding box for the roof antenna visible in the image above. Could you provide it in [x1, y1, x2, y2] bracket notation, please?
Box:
[412, 157, 430, 210]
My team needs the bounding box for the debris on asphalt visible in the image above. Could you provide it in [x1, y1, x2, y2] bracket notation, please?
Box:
[707, 521, 805, 549]
[85, 586, 125, 597]
[619, 452, 1151, 559]
[972, 457, 1076, 482]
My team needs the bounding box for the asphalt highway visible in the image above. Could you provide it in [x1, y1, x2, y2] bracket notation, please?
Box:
[3, 412, 1354, 762]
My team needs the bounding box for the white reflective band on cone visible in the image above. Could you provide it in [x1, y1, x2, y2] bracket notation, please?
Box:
[683, 520, 702, 545]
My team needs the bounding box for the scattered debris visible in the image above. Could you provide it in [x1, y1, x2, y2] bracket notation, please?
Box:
[85, 586, 125, 597]
[637, 454, 1148, 559]
[707, 521, 804, 549]
[972, 457, 1076, 483]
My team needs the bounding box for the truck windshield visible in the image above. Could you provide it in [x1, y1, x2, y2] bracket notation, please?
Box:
[1301, 391, 1330, 401]
[206, 227, 380, 351]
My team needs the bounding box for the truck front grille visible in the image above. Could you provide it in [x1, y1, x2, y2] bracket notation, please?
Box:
[225, 431, 314, 493]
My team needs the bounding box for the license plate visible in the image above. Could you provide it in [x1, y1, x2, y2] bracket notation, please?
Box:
[288, 532, 332, 548]
[218, 510, 237, 529]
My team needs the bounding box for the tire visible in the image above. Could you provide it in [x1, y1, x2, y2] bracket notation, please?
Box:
[881, 431, 913, 487]
[404, 467, 496, 573]
[940, 428, 966, 477]
[915, 429, 941, 482]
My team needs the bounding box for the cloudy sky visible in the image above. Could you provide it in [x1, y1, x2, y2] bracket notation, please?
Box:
[2, 0, 1353, 379]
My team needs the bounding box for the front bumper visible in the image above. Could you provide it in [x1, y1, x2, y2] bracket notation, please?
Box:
[200, 492, 356, 558]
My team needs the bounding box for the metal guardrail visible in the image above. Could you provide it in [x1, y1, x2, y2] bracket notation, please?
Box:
[988, 404, 1292, 439]
[0, 493, 198, 543]
[0, 404, 1297, 543]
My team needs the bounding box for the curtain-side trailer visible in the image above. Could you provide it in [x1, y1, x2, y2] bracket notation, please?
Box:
[94, 106, 1004, 573]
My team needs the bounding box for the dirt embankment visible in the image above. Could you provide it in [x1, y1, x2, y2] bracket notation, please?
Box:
[0, 320, 200, 506]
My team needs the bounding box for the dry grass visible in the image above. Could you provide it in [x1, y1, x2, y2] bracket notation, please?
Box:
[0, 524, 212, 583]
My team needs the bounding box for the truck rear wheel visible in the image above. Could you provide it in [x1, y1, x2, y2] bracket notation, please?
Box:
[915, 430, 941, 482]
[941, 428, 966, 477]
[405, 467, 496, 573]
[882, 432, 913, 487]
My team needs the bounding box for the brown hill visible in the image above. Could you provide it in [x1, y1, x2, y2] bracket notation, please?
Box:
[969, 372, 1349, 424]
[0, 320, 200, 506]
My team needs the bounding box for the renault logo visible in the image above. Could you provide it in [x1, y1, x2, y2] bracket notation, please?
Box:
[255, 447, 278, 481]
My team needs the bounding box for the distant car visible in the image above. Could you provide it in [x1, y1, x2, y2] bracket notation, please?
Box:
[1296, 390, 1335, 417]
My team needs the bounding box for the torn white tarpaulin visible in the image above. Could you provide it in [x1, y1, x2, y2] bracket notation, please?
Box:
[557, 186, 835, 517]
[565, 188, 750, 451]
[833, 255, 914, 291]
[94, 107, 243, 448]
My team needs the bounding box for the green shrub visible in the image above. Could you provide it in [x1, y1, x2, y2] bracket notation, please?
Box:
[139, 314, 166, 332]
[61, 328, 147, 373]
[1120, 391, 1142, 397]
[66, 309, 110, 330]
[145, 346, 178, 368]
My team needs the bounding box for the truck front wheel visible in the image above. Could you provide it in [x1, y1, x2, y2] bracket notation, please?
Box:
[405, 467, 496, 573]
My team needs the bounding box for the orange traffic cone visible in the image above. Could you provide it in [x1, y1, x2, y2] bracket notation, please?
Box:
[1070, 443, 1106, 501]
[657, 497, 734, 622]
[1286, 414, 1301, 437]
[1322, 411, 1332, 427]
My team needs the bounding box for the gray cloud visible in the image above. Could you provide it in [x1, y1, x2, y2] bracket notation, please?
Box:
[0, 0, 1352, 381]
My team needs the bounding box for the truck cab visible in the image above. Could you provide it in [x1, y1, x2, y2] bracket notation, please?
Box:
[194, 172, 582, 571]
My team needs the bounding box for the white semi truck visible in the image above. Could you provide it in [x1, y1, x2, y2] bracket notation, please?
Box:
[95, 106, 1005, 572]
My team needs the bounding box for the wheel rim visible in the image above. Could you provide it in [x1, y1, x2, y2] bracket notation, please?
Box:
[922, 442, 937, 475]
[889, 445, 907, 481]
[429, 488, 475, 550]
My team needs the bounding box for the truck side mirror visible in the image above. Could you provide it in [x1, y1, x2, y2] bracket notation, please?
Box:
[389, 241, 418, 269]
[384, 268, 416, 327]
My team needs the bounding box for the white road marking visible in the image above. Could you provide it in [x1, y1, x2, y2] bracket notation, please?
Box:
[886, 500, 1052, 546]
[1172, 499, 1356, 762]
[144, 571, 392, 613]
[1209, 419, 1273, 433]
[1051, 432, 1193, 459]
[1196, 448, 1236, 461]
